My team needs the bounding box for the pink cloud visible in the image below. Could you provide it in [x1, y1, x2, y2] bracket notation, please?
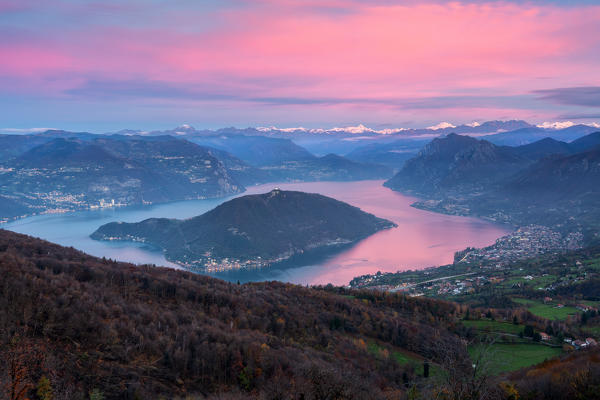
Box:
[1, 1, 599, 124]
[0, 0, 26, 14]
[159, 2, 600, 96]
[0, 45, 74, 76]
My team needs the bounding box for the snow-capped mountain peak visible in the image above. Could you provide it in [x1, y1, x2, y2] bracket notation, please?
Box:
[256, 124, 407, 135]
[427, 122, 456, 130]
[537, 121, 600, 130]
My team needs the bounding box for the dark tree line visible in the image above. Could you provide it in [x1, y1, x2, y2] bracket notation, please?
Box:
[0, 229, 465, 399]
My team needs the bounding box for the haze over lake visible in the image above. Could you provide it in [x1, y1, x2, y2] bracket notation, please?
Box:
[4, 180, 510, 285]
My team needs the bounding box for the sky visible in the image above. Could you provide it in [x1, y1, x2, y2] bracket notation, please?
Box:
[1, 0, 599, 132]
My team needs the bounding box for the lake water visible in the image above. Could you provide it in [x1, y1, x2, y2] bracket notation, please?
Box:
[3, 180, 510, 285]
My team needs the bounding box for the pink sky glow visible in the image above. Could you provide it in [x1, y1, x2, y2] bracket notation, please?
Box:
[1, 0, 599, 130]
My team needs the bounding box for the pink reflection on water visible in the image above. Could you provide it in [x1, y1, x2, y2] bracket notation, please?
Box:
[245, 180, 511, 286]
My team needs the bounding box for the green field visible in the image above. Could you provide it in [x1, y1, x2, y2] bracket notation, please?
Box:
[462, 319, 523, 335]
[368, 341, 421, 364]
[581, 300, 600, 307]
[584, 257, 600, 266]
[512, 298, 536, 305]
[502, 274, 557, 289]
[512, 297, 578, 320]
[367, 341, 434, 376]
[468, 343, 562, 374]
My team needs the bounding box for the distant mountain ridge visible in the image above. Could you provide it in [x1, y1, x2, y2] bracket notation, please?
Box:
[0, 135, 249, 220]
[384, 134, 527, 196]
[386, 131, 600, 197]
[92, 189, 396, 271]
[5, 120, 597, 143]
[384, 131, 600, 232]
[114, 120, 598, 141]
[345, 139, 429, 169]
[1, 136, 243, 219]
[4, 120, 596, 162]
[184, 134, 315, 166]
[2, 122, 599, 222]
[570, 131, 600, 152]
[511, 137, 574, 159]
[483, 125, 599, 146]
[105, 120, 599, 158]
[181, 133, 393, 179]
[507, 148, 600, 199]
[0, 133, 391, 221]
[121, 120, 535, 139]
[470, 147, 600, 231]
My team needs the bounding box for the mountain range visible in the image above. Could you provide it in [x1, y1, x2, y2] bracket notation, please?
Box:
[0, 136, 243, 221]
[185, 134, 315, 166]
[384, 133, 533, 196]
[485, 146, 600, 230]
[2, 121, 600, 222]
[3, 121, 597, 162]
[0, 133, 390, 221]
[185, 133, 393, 181]
[344, 138, 430, 170]
[384, 131, 600, 233]
[132, 120, 536, 139]
[118, 120, 598, 140]
[483, 125, 600, 146]
[91, 189, 396, 271]
[119, 120, 598, 156]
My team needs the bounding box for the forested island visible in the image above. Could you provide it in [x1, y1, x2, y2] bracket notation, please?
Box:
[91, 189, 396, 272]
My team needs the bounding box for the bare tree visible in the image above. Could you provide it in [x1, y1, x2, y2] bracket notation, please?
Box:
[422, 336, 503, 400]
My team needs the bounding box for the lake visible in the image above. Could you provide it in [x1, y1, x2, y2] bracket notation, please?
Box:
[3, 180, 510, 285]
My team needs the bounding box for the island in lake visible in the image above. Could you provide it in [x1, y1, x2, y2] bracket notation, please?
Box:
[91, 189, 396, 272]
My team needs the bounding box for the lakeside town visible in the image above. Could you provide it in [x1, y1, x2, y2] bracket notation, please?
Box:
[454, 225, 584, 266]
[350, 225, 589, 298]
[0, 194, 127, 224]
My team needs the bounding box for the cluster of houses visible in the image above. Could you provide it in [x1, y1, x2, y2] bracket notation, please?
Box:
[576, 303, 599, 313]
[436, 279, 476, 295]
[563, 337, 598, 350]
[532, 329, 597, 351]
[455, 225, 584, 266]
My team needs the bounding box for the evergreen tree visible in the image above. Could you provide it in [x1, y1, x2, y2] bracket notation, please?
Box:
[36, 376, 53, 400]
